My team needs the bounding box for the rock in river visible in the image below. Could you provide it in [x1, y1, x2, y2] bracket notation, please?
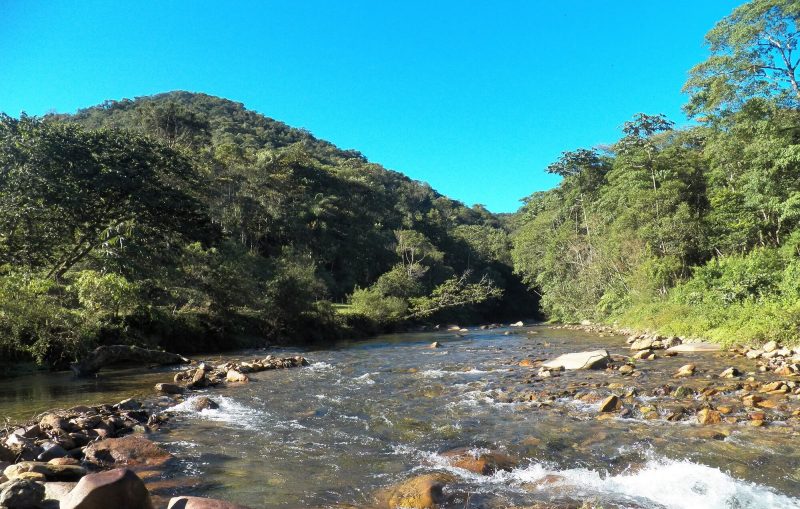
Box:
[667, 342, 721, 353]
[542, 350, 610, 370]
[61, 468, 153, 509]
[377, 473, 455, 509]
[441, 448, 517, 475]
[83, 436, 173, 469]
[168, 496, 253, 509]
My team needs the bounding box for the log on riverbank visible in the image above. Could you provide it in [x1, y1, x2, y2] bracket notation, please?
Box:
[71, 345, 190, 377]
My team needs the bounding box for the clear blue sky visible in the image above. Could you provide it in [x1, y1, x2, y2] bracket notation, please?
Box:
[1, 0, 743, 213]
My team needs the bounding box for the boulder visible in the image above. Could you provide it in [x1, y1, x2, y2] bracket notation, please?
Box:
[441, 448, 516, 475]
[225, 369, 249, 383]
[167, 496, 253, 509]
[763, 340, 778, 353]
[71, 345, 189, 377]
[542, 350, 610, 370]
[510, 321, 524, 327]
[60, 468, 153, 509]
[37, 443, 68, 462]
[667, 342, 721, 353]
[675, 364, 696, 377]
[599, 395, 620, 413]
[0, 478, 45, 509]
[430, 342, 441, 349]
[155, 383, 184, 394]
[697, 408, 722, 425]
[188, 397, 219, 412]
[629, 338, 653, 351]
[4, 462, 86, 482]
[83, 436, 173, 469]
[378, 473, 455, 509]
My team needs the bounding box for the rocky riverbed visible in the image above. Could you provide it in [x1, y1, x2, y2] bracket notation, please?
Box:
[1, 326, 799, 508]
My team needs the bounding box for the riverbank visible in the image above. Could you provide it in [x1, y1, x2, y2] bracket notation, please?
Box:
[1, 325, 799, 508]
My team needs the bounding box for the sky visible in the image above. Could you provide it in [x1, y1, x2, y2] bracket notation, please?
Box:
[0, 0, 744, 213]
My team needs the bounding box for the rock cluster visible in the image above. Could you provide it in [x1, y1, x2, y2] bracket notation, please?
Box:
[734, 341, 800, 376]
[170, 355, 308, 389]
[1, 399, 163, 467]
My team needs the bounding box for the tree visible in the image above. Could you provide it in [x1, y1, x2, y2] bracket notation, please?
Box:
[684, 0, 800, 117]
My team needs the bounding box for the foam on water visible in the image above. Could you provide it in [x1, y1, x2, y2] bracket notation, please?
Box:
[168, 394, 265, 429]
[505, 458, 800, 509]
[394, 446, 800, 509]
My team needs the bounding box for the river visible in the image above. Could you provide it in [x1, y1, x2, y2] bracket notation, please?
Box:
[1, 325, 799, 508]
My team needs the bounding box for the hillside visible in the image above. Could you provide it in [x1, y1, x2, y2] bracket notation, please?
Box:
[0, 92, 537, 368]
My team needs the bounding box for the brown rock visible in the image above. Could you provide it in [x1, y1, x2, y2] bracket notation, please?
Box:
[167, 496, 253, 509]
[599, 395, 620, 413]
[697, 408, 722, 425]
[518, 359, 536, 367]
[61, 468, 153, 509]
[378, 473, 455, 509]
[83, 436, 173, 468]
[675, 364, 696, 377]
[441, 448, 516, 475]
[188, 397, 219, 412]
[39, 413, 71, 432]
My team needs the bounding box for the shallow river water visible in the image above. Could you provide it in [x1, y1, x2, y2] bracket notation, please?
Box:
[2, 325, 800, 508]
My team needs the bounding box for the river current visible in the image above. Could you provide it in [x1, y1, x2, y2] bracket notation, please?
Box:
[2, 326, 799, 508]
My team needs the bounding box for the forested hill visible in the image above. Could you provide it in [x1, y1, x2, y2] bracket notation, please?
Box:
[0, 91, 536, 368]
[511, 0, 800, 346]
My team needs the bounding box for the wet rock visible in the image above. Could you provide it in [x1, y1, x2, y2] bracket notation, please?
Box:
[672, 386, 694, 399]
[518, 359, 537, 367]
[115, 399, 142, 411]
[697, 408, 722, 425]
[155, 383, 184, 395]
[542, 350, 610, 370]
[0, 478, 45, 508]
[189, 397, 219, 412]
[743, 394, 764, 407]
[190, 368, 208, 388]
[378, 473, 455, 509]
[167, 496, 253, 508]
[510, 321, 524, 327]
[618, 365, 635, 375]
[598, 395, 620, 412]
[429, 342, 441, 349]
[60, 468, 153, 509]
[83, 436, 173, 469]
[675, 364, 696, 377]
[632, 350, 655, 360]
[441, 448, 517, 475]
[225, 369, 249, 383]
[719, 367, 740, 378]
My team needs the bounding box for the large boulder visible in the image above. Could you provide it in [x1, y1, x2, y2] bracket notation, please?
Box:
[83, 436, 173, 469]
[542, 350, 610, 370]
[168, 496, 253, 509]
[61, 468, 153, 509]
[0, 478, 45, 509]
[71, 345, 189, 377]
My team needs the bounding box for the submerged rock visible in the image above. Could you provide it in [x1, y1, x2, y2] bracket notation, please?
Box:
[542, 350, 610, 370]
[188, 397, 219, 412]
[167, 496, 253, 508]
[83, 436, 173, 469]
[599, 395, 620, 412]
[441, 448, 517, 475]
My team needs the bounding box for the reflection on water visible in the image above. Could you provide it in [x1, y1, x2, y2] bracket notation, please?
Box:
[1, 327, 799, 508]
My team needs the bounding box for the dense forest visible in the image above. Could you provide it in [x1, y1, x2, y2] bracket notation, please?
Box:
[512, 0, 800, 346]
[0, 92, 536, 368]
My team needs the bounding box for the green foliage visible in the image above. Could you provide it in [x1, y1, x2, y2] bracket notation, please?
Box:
[349, 287, 409, 323]
[73, 270, 139, 318]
